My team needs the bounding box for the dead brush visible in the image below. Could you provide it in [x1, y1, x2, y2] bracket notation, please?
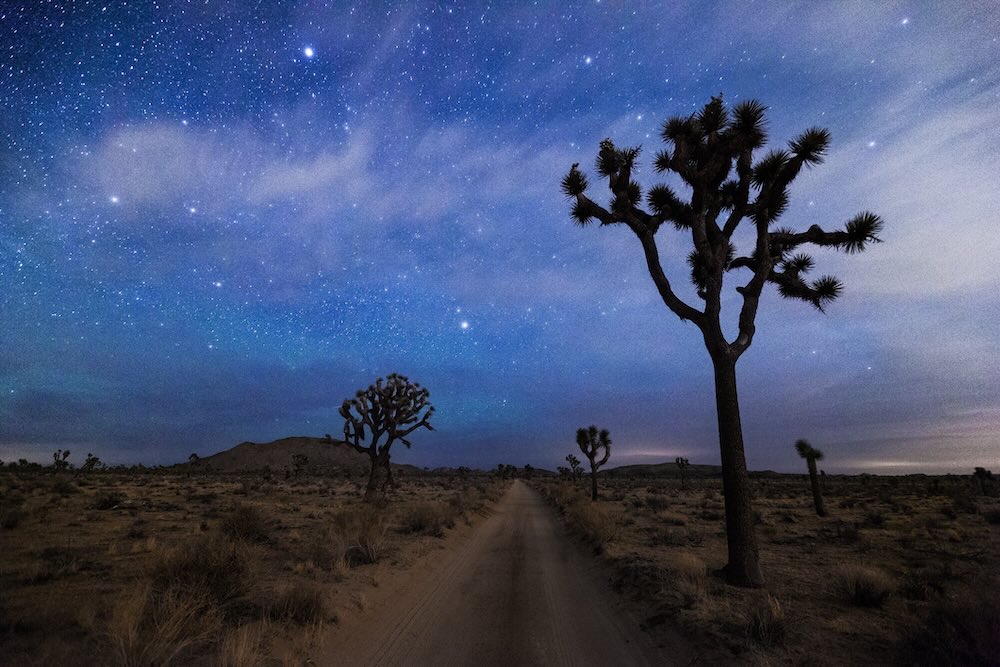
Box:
[399, 502, 454, 537]
[331, 506, 391, 565]
[745, 593, 787, 648]
[567, 500, 618, 550]
[271, 581, 327, 625]
[220, 503, 270, 543]
[833, 564, 894, 607]
[668, 552, 707, 606]
[107, 581, 223, 667]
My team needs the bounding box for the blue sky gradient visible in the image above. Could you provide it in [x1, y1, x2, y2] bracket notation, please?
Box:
[2, 2, 999, 473]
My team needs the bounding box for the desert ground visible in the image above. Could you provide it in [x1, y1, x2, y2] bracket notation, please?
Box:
[1, 464, 999, 665]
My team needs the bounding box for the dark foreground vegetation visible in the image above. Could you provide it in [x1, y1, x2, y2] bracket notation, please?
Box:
[533, 470, 1000, 666]
[0, 467, 506, 665]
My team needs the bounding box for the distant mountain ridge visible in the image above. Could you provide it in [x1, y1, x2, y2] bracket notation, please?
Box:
[195, 436, 372, 475]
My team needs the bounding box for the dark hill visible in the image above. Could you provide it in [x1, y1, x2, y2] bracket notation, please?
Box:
[196, 436, 371, 475]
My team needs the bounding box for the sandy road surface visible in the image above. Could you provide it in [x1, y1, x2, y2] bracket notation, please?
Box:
[326, 480, 690, 666]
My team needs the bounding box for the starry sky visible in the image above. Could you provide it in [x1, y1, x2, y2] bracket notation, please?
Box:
[2, 2, 999, 474]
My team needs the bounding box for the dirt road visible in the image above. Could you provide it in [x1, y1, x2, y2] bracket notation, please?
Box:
[326, 480, 689, 666]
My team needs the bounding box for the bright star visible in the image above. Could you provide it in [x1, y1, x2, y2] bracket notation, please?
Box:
[867, 141, 877, 148]
[303, 47, 315, 58]
[460, 321, 470, 330]
[109, 196, 119, 204]
[901, 17, 909, 25]
[584, 56, 593, 65]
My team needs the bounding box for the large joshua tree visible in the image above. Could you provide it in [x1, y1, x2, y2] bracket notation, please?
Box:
[795, 439, 827, 517]
[340, 374, 434, 502]
[576, 426, 612, 501]
[562, 96, 882, 587]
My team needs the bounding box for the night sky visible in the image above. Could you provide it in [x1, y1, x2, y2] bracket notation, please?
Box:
[2, 2, 999, 473]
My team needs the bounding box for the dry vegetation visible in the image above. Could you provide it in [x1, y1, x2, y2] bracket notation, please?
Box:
[0, 469, 506, 665]
[534, 472, 1000, 665]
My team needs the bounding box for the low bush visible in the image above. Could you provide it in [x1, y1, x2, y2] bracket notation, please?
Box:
[833, 564, 893, 608]
[220, 504, 269, 543]
[745, 594, 786, 648]
[905, 590, 1000, 666]
[271, 581, 327, 625]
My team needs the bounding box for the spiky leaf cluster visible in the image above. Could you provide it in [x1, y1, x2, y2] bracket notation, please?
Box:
[563, 95, 884, 353]
[794, 439, 824, 461]
[576, 425, 612, 468]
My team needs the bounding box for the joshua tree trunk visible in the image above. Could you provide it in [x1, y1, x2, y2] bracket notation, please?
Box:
[590, 464, 599, 501]
[807, 458, 826, 517]
[712, 354, 764, 588]
[364, 454, 388, 502]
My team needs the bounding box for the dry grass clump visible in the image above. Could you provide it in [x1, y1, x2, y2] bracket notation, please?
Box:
[833, 564, 894, 608]
[0, 500, 28, 529]
[668, 552, 707, 605]
[271, 581, 328, 625]
[905, 590, 1000, 666]
[331, 506, 391, 565]
[399, 501, 455, 537]
[216, 623, 266, 667]
[149, 534, 253, 611]
[745, 593, 787, 648]
[107, 581, 223, 667]
[220, 503, 270, 543]
[567, 500, 618, 550]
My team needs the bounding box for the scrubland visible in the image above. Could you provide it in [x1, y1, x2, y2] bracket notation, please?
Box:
[533, 473, 1000, 666]
[0, 470, 505, 665]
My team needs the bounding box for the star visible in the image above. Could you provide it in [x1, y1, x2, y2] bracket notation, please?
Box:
[460, 321, 470, 330]
[303, 47, 315, 59]
[109, 195, 119, 204]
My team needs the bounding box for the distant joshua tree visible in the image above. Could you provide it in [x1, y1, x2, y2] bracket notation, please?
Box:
[563, 96, 882, 586]
[565, 454, 583, 483]
[340, 374, 434, 502]
[188, 453, 200, 466]
[973, 467, 995, 496]
[79, 453, 103, 473]
[576, 426, 612, 501]
[795, 439, 827, 517]
[52, 449, 71, 471]
[675, 456, 690, 487]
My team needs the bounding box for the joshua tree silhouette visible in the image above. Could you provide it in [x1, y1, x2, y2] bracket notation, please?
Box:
[563, 95, 882, 586]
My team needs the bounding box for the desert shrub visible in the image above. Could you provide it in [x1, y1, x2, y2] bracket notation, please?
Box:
[863, 510, 886, 527]
[644, 494, 671, 512]
[657, 510, 687, 526]
[149, 535, 251, 612]
[833, 521, 860, 543]
[0, 502, 27, 529]
[567, 501, 617, 550]
[271, 581, 327, 625]
[982, 507, 1000, 525]
[399, 502, 453, 537]
[51, 479, 78, 496]
[746, 594, 786, 647]
[668, 552, 707, 605]
[216, 623, 265, 667]
[221, 504, 269, 543]
[331, 506, 390, 565]
[94, 491, 127, 510]
[905, 591, 1000, 666]
[108, 582, 223, 667]
[833, 565, 893, 608]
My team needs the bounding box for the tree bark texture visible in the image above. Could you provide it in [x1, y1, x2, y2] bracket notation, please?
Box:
[712, 355, 765, 588]
[807, 459, 827, 517]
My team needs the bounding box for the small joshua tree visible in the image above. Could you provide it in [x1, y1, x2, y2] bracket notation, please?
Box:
[340, 374, 434, 503]
[79, 453, 103, 473]
[52, 449, 70, 471]
[566, 454, 583, 483]
[973, 467, 995, 496]
[523, 464, 534, 479]
[576, 426, 612, 501]
[795, 439, 827, 517]
[675, 456, 690, 488]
